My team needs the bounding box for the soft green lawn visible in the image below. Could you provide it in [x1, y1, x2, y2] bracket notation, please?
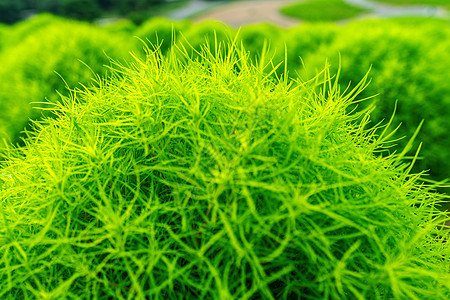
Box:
[280, 0, 369, 22]
[374, 0, 450, 10]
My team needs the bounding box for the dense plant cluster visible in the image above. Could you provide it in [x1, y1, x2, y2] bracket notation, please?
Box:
[1, 41, 449, 299]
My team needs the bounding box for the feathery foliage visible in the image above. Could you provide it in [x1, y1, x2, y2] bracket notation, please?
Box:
[0, 40, 449, 299]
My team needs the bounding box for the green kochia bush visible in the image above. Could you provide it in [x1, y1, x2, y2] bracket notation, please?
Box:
[1, 42, 449, 299]
[0, 19, 136, 143]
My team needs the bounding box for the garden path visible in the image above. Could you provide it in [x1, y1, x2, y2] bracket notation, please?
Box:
[167, 0, 448, 28]
[192, 0, 301, 28]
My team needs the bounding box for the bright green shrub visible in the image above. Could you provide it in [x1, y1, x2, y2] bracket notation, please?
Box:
[0, 20, 136, 143]
[236, 23, 338, 79]
[297, 20, 450, 189]
[385, 16, 450, 26]
[0, 41, 449, 299]
[135, 17, 191, 53]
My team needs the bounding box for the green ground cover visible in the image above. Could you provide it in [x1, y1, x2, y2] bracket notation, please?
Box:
[374, 0, 450, 10]
[1, 40, 449, 299]
[280, 0, 369, 22]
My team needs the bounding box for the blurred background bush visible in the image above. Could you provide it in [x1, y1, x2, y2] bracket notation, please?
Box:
[0, 15, 136, 143]
[294, 19, 450, 191]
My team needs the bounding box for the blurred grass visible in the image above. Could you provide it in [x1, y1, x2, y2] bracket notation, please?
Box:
[280, 0, 370, 22]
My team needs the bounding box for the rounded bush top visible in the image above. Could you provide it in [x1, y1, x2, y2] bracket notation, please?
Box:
[0, 41, 449, 298]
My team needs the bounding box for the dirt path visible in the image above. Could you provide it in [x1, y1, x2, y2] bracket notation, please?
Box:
[180, 0, 448, 28]
[193, 0, 301, 28]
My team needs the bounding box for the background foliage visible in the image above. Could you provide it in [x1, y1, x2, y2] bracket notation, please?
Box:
[294, 19, 450, 191]
[0, 15, 136, 143]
